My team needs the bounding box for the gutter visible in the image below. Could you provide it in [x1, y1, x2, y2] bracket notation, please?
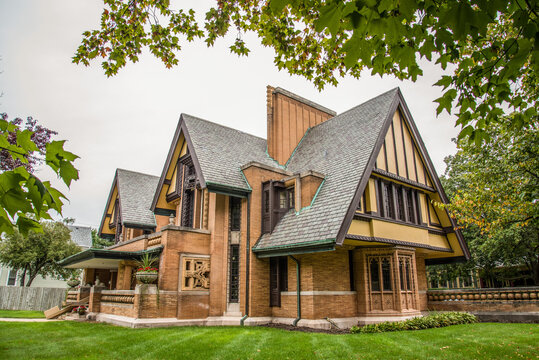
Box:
[241, 194, 251, 326]
[290, 256, 301, 326]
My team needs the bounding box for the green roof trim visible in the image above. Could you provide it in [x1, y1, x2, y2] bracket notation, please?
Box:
[253, 238, 335, 258]
[58, 246, 163, 267]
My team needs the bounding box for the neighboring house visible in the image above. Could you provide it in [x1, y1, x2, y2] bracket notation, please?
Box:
[60, 86, 469, 327]
[0, 225, 92, 288]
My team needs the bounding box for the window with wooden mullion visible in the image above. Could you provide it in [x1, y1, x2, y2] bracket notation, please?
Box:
[369, 256, 392, 293]
[377, 179, 421, 226]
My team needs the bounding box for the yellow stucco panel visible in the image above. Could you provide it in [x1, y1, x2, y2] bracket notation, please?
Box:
[100, 185, 118, 236]
[155, 134, 187, 210]
[347, 218, 451, 252]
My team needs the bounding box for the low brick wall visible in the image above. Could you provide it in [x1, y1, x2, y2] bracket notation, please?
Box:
[427, 287, 539, 313]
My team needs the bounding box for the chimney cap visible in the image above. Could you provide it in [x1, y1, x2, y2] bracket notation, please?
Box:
[272, 86, 337, 116]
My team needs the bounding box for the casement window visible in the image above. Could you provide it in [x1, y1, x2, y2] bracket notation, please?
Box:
[228, 244, 240, 303]
[262, 181, 295, 234]
[269, 257, 288, 307]
[368, 256, 393, 292]
[376, 179, 421, 226]
[230, 197, 242, 231]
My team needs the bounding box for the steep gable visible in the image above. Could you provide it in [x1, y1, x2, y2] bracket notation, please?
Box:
[253, 88, 469, 263]
[99, 169, 159, 238]
[253, 88, 399, 255]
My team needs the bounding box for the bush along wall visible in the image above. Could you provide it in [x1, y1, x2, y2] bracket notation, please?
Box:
[350, 312, 477, 334]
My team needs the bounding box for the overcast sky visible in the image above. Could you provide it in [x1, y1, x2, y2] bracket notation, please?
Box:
[0, 1, 460, 229]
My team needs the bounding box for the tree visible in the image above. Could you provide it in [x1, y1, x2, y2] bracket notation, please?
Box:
[0, 220, 82, 287]
[0, 114, 79, 235]
[91, 228, 113, 249]
[437, 124, 539, 285]
[73, 0, 538, 144]
[441, 123, 538, 233]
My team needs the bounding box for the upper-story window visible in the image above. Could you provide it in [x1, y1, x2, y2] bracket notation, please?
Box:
[262, 181, 295, 234]
[376, 179, 421, 226]
[230, 197, 242, 231]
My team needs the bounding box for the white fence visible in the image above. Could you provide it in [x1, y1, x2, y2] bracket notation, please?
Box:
[0, 286, 67, 311]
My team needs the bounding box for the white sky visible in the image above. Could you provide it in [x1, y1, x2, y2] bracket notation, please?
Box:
[0, 1, 459, 229]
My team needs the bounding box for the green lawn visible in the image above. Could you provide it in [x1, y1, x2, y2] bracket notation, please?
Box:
[0, 310, 45, 318]
[0, 322, 537, 359]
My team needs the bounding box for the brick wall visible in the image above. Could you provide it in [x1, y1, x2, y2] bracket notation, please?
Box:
[178, 294, 210, 319]
[415, 254, 428, 311]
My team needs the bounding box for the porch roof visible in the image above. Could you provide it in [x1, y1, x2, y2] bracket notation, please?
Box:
[59, 246, 163, 269]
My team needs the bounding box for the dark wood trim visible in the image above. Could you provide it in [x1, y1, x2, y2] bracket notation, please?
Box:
[426, 194, 443, 228]
[105, 214, 111, 218]
[150, 115, 207, 212]
[335, 91, 401, 246]
[154, 207, 176, 217]
[163, 179, 171, 185]
[427, 228, 446, 236]
[150, 117, 185, 211]
[395, 90, 470, 259]
[98, 173, 119, 238]
[345, 234, 453, 253]
[383, 140, 389, 171]
[443, 226, 455, 234]
[399, 112, 410, 179]
[371, 169, 435, 192]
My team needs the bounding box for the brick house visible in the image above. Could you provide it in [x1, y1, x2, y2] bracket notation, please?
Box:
[60, 86, 469, 328]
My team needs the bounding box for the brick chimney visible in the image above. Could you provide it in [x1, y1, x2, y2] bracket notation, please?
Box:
[266, 86, 336, 165]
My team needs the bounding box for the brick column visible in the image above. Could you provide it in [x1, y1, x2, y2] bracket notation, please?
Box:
[88, 285, 105, 313]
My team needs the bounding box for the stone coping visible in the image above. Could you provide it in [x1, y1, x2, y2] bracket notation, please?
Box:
[428, 286, 539, 293]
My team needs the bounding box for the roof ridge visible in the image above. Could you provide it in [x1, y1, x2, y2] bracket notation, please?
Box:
[308, 87, 400, 133]
[116, 168, 160, 179]
[182, 113, 267, 142]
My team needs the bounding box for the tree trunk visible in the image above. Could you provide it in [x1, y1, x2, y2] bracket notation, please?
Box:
[19, 266, 27, 287]
[25, 271, 39, 287]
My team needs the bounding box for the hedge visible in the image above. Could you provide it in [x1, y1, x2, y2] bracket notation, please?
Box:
[350, 312, 477, 334]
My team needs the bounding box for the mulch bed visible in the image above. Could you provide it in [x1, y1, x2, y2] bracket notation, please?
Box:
[260, 323, 349, 334]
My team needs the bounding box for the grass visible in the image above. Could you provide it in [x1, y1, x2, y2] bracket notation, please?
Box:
[0, 310, 45, 318]
[0, 322, 537, 359]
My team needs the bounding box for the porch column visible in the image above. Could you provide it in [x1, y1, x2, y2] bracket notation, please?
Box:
[88, 284, 105, 313]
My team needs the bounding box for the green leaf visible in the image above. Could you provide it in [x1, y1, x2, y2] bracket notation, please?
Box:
[16, 130, 39, 153]
[269, 0, 291, 14]
[315, 3, 343, 35]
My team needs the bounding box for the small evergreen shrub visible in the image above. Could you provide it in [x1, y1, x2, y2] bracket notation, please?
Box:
[350, 312, 477, 334]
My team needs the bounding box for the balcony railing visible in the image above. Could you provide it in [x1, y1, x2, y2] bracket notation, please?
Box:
[428, 287, 539, 302]
[100, 290, 135, 304]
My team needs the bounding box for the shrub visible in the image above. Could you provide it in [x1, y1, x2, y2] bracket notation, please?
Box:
[350, 312, 477, 334]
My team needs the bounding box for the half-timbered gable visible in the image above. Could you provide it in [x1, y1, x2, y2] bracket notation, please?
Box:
[98, 169, 159, 243]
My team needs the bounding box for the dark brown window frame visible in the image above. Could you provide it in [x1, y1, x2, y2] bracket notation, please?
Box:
[374, 179, 422, 226]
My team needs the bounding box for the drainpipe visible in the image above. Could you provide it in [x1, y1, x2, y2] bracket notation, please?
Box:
[290, 256, 301, 326]
[240, 194, 251, 326]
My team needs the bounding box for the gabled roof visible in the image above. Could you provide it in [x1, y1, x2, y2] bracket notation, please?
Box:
[117, 169, 159, 228]
[254, 88, 399, 252]
[253, 87, 469, 260]
[182, 114, 278, 192]
[67, 225, 92, 249]
[151, 114, 283, 207]
[99, 169, 159, 235]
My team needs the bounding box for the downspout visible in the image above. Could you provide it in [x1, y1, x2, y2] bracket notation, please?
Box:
[290, 256, 301, 326]
[240, 194, 251, 326]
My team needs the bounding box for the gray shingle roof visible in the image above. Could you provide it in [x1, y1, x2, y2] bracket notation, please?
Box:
[67, 225, 92, 249]
[182, 114, 281, 191]
[116, 169, 159, 228]
[253, 88, 399, 251]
